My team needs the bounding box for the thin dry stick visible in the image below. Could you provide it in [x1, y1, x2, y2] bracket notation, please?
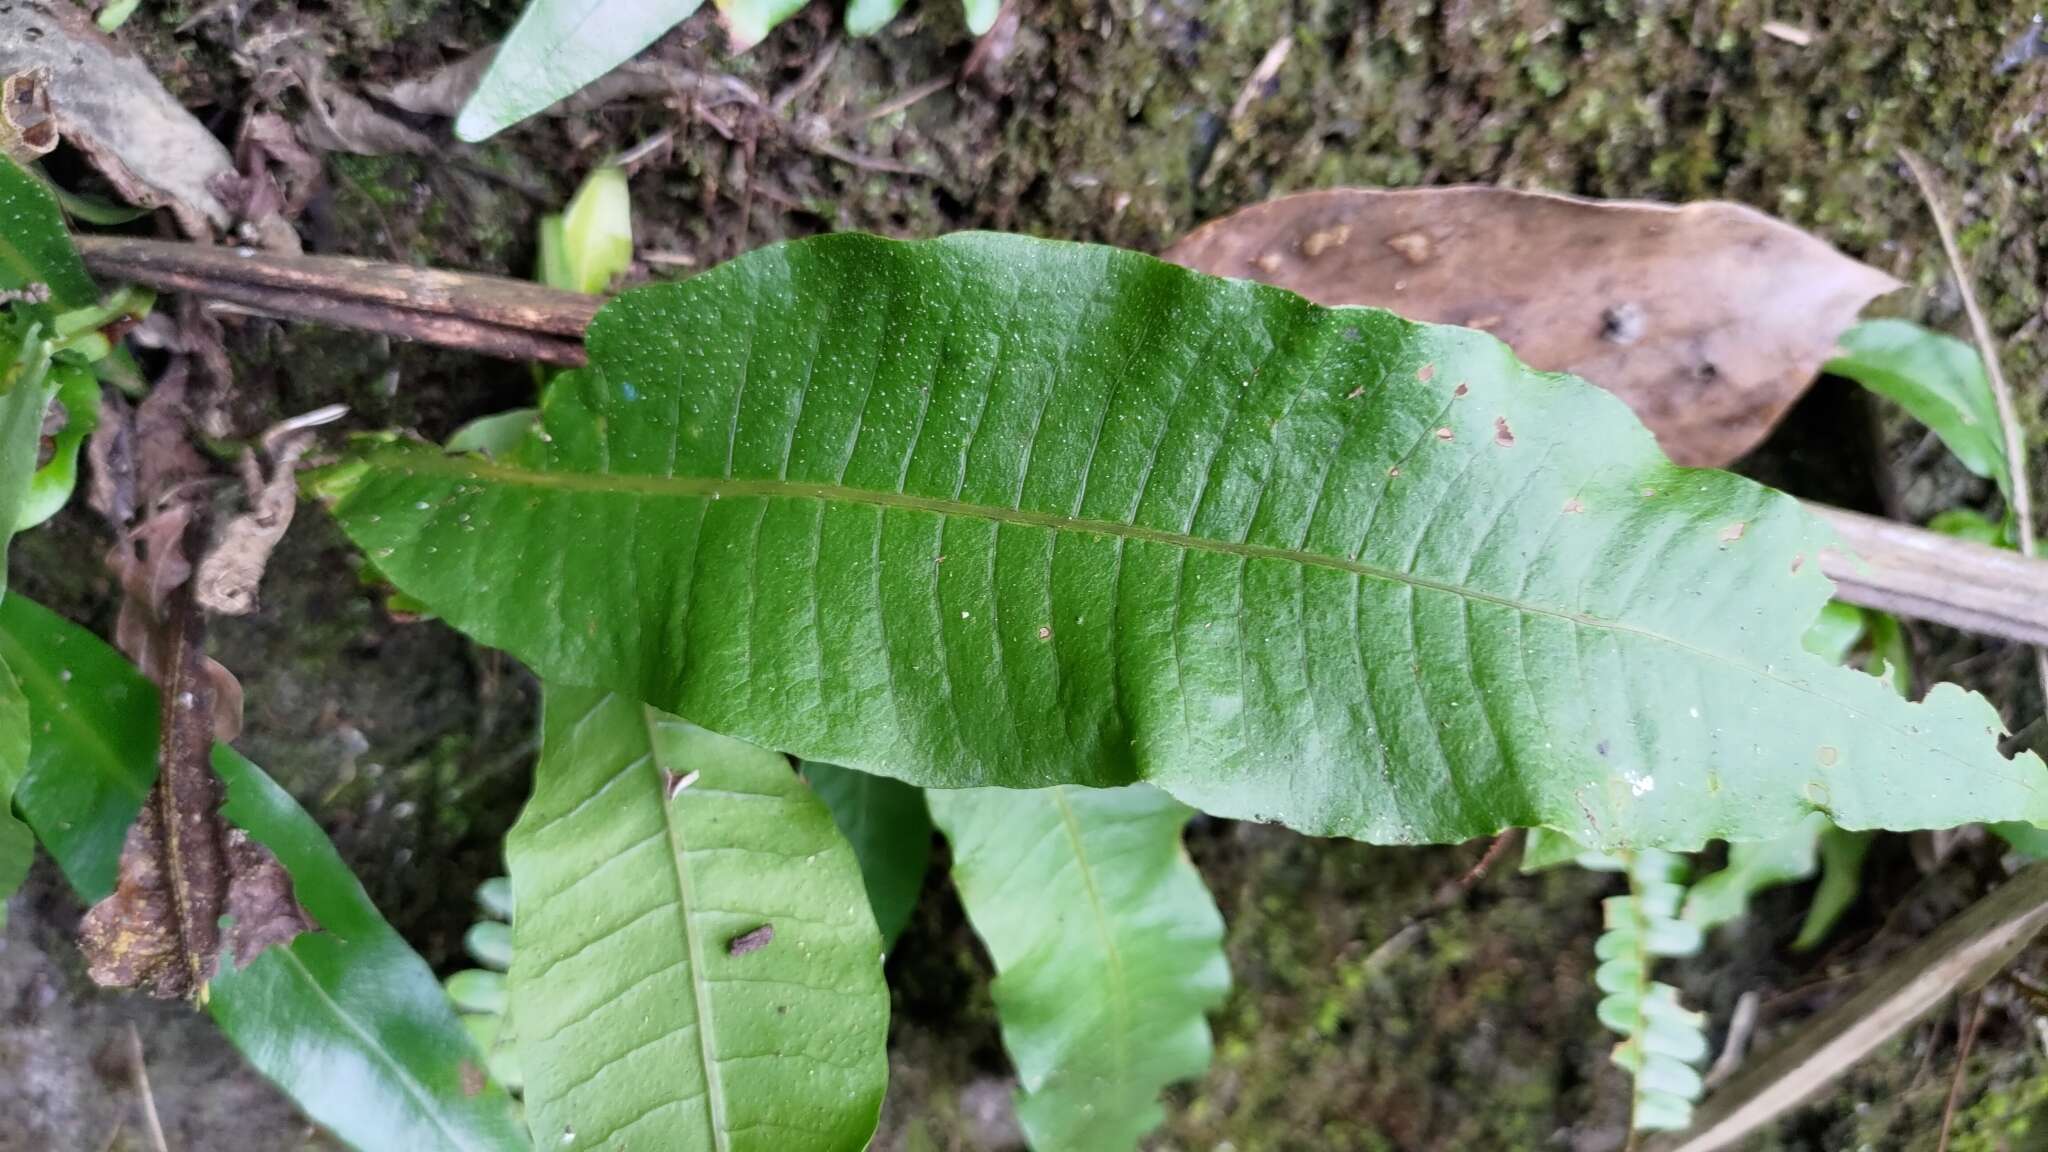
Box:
[124, 1023, 170, 1152]
[1899, 148, 2048, 712]
[1935, 994, 1988, 1152]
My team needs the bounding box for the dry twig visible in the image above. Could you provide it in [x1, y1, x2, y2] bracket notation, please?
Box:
[125, 1024, 169, 1152]
[1899, 148, 2048, 713]
[1935, 994, 1988, 1152]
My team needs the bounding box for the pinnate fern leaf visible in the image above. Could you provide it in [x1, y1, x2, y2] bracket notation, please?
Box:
[929, 784, 1228, 1152]
[507, 687, 889, 1151]
[314, 232, 2048, 852]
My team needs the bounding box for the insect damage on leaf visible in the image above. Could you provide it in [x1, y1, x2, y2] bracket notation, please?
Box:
[727, 923, 775, 956]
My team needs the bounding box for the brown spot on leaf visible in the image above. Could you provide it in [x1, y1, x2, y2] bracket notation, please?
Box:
[1718, 521, 1747, 544]
[1385, 230, 1432, 264]
[1453, 382, 1469, 397]
[1562, 498, 1586, 514]
[1434, 426, 1454, 441]
[1387, 466, 1402, 477]
[1037, 626, 1052, 641]
[1301, 223, 1352, 257]
[1345, 385, 1365, 399]
[460, 1061, 486, 1097]
[1416, 363, 1437, 383]
[1815, 746, 1839, 767]
[1790, 552, 1805, 573]
[1493, 417, 1515, 446]
[728, 924, 775, 956]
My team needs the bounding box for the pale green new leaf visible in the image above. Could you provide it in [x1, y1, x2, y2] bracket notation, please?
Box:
[843, 0, 905, 37]
[1827, 319, 2011, 503]
[803, 761, 930, 947]
[929, 784, 1227, 1152]
[540, 167, 634, 296]
[508, 687, 889, 1151]
[315, 233, 2048, 851]
[959, 0, 999, 34]
[716, 0, 807, 51]
[455, 0, 707, 142]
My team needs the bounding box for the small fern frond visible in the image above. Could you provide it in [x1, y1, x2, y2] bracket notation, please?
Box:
[445, 876, 522, 1095]
[1596, 850, 1708, 1134]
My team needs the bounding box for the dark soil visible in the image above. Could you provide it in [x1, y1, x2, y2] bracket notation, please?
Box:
[8, 1, 2048, 1149]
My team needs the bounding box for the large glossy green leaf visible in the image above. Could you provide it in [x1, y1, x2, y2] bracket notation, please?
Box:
[803, 761, 930, 947]
[0, 155, 97, 311]
[929, 783, 1227, 1151]
[314, 232, 2048, 851]
[0, 596, 529, 1152]
[456, 0, 706, 142]
[508, 687, 889, 1151]
[1827, 319, 2010, 503]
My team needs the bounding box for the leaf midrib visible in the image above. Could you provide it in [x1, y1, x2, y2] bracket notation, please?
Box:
[362, 451, 2003, 783]
[1052, 788, 1131, 1102]
[641, 703, 729, 1152]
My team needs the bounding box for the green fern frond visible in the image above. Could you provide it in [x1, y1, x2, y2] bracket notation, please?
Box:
[445, 877, 523, 1095]
[1596, 850, 1708, 1134]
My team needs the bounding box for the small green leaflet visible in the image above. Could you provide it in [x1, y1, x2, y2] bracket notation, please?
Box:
[1827, 320, 2011, 505]
[930, 784, 1227, 1152]
[508, 687, 889, 1151]
[316, 232, 2048, 852]
[803, 761, 931, 948]
[0, 596, 528, 1152]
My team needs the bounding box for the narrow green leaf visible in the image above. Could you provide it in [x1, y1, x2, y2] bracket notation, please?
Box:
[0, 333, 55, 580]
[0, 654, 30, 926]
[3, 598, 529, 1151]
[1827, 319, 2011, 502]
[0, 595, 154, 898]
[456, 0, 707, 142]
[844, 0, 907, 37]
[1792, 825, 1873, 951]
[509, 687, 889, 1151]
[0, 155, 97, 311]
[19, 359, 97, 529]
[95, 0, 143, 31]
[1681, 812, 1826, 934]
[929, 784, 1228, 1152]
[803, 761, 930, 947]
[314, 232, 2048, 851]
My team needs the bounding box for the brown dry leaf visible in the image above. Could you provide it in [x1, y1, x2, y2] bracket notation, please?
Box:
[196, 404, 347, 616]
[81, 365, 312, 1002]
[0, 0, 236, 236]
[261, 41, 433, 156]
[1162, 186, 1902, 467]
[1, 68, 58, 163]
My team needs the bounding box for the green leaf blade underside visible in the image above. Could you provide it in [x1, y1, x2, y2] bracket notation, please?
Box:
[0, 655, 30, 924]
[316, 232, 2048, 851]
[456, 0, 706, 142]
[1827, 320, 2010, 501]
[929, 783, 1227, 1152]
[803, 760, 931, 947]
[2, 597, 527, 1152]
[508, 687, 889, 1152]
